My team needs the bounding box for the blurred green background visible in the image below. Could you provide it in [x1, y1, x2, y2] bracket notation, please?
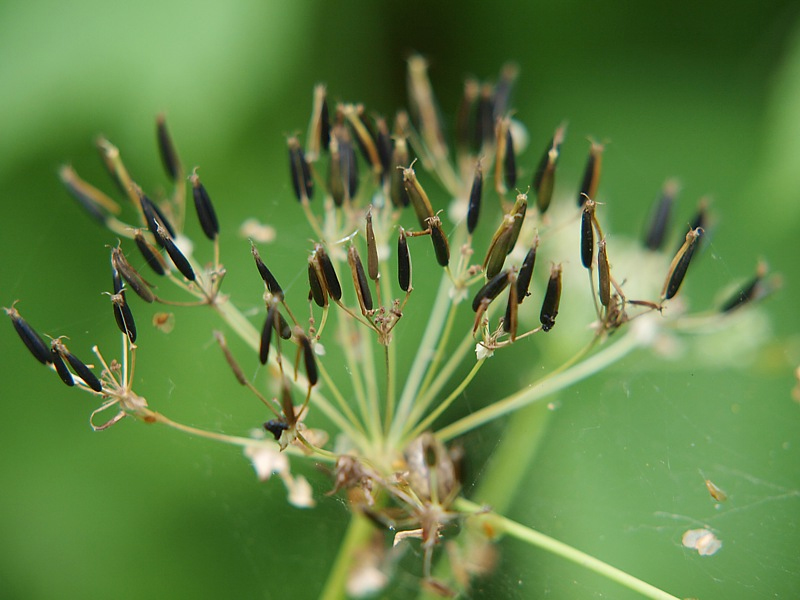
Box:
[1, 1, 799, 598]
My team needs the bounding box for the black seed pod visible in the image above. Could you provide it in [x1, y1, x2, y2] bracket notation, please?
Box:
[319, 94, 331, 152]
[581, 200, 595, 269]
[403, 166, 435, 229]
[288, 136, 313, 202]
[264, 419, 289, 441]
[308, 259, 327, 307]
[390, 137, 411, 208]
[52, 350, 74, 386]
[720, 269, 763, 313]
[156, 115, 181, 182]
[577, 141, 604, 206]
[466, 162, 483, 234]
[340, 138, 359, 201]
[160, 228, 196, 281]
[259, 305, 276, 365]
[474, 84, 494, 150]
[516, 240, 538, 304]
[111, 246, 155, 303]
[663, 228, 703, 300]
[375, 117, 393, 179]
[5, 306, 52, 365]
[597, 239, 611, 307]
[138, 192, 176, 245]
[348, 246, 373, 313]
[134, 230, 167, 276]
[366, 210, 379, 281]
[397, 230, 411, 292]
[540, 264, 562, 332]
[456, 79, 478, 152]
[348, 105, 381, 172]
[190, 170, 219, 241]
[110, 281, 137, 343]
[64, 351, 103, 392]
[275, 310, 292, 340]
[532, 125, 565, 215]
[298, 332, 318, 387]
[429, 217, 450, 267]
[644, 180, 678, 251]
[503, 126, 516, 190]
[503, 274, 519, 339]
[59, 165, 118, 224]
[472, 270, 510, 311]
[316, 245, 342, 301]
[252, 244, 284, 300]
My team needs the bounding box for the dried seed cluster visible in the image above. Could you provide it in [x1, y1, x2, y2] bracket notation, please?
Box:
[5, 56, 776, 598]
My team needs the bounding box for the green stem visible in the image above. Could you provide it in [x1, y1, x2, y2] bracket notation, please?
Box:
[454, 498, 681, 600]
[319, 512, 376, 600]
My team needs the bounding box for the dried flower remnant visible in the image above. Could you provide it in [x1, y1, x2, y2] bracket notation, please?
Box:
[682, 528, 722, 556]
[3, 55, 775, 600]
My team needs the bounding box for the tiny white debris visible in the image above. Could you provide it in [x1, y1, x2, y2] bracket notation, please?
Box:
[239, 218, 276, 243]
[314, 342, 326, 356]
[286, 474, 315, 508]
[475, 342, 494, 360]
[682, 528, 722, 556]
[244, 443, 315, 508]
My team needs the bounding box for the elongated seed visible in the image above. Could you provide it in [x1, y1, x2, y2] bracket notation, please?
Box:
[540, 264, 562, 332]
[134, 230, 167, 276]
[390, 137, 410, 208]
[474, 84, 494, 150]
[190, 169, 219, 240]
[375, 117, 393, 179]
[328, 135, 346, 207]
[456, 78, 478, 151]
[259, 305, 276, 365]
[308, 258, 327, 307]
[316, 245, 342, 301]
[305, 84, 329, 159]
[341, 137, 359, 201]
[472, 269, 510, 311]
[429, 217, 450, 267]
[663, 228, 703, 300]
[160, 225, 196, 281]
[251, 244, 284, 300]
[298, 332, 318, 386]
[597, 239, 611, 307]
[644, 179, 678, 250]
[467, 161, 483, 234]
[288, 136, 313, 202]
[506, 193, 527, 255]
[721, 262, 768, 312]
[59, 165, 120, 223]
[275, 311, 292, 340]
[5, 306, 52, 365]
[111, 289, 137, 342]
[281, 380, 296, 427]
[365, 210, 379, 281]
[111, 246, 155, 303]
[581, 200, 595, 269]
[503, 273, 519, 339]
[503, 126, 517, 190]
[348, 245, 373, 312]
[214, 331, 248, 386]
[483, 221, 514, 279]
[156, 115, 181, 182]
[52, 350, 74, 386]
[63, 349, 103, 392]
[516, 239, 538, 304]
[577, 141, 604, 206]
[397, 230, 411, 292]
[138, 191, 176, 245]
[403, 166, 435, 229]
[346, 104, 381, 173]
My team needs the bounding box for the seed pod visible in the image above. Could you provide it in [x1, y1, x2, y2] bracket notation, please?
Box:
[483, 220, 515, 279]
[346, 104, 381, 174]
[156, 114, 182, 182]
[52, 339, 103, 392]
[375, 117, 393, 181]
[214, 331, 248, 386]
[259, 304, 277, 365]
[111, 246, 155, 303]
[506, 193, 528, 255]
[308, 258, 327, 307]
[251, 243, 284, 300]
[662, 228, 703, 300]
[532, 124, 565, 215]
[348, 245, 373, 313]
[389, 137, 411, 208]
[494, 118, 510, 194]
[580, 200, 595, 269]
[365, 210, 379, 281]
[466, 161, 483, 234]
[298, 330, 318, 386]
[644, 179, 678, 251]
[493, 63, 519, 118]
[516, 238, 538, 304]
[577, 140, 604, 206]
[503, 125, 517, 190]
[264, 419, 289, 441]
[281, 380, 296, 427]
[51, 350, 74, 386]
[275, 311, 292, 340]
[474, 84, 494, 150]
[288, 136, 313, 202]
[340, 137, 359, 202]
[720, 262, 767, 313]
[540, 264, 562, 332]
[315, 245, 342, 301]
[160, 226, 196, 281]
[138, 191, 176, 245]
[306, 84, 329, 159]
[403, 165, 435, 229]
[597, 239, 611, 307]
[503, 272, 519, 340]
[59, 165, 120, 224]
[190, 169, 219, 241]
[110, 277, 137, 343]
[397, 229, 412, 292]
[5, 305, 52, 365]
[472, 270, 510, 311]
[429, 217, 450, 267]
[456, 78, 478, 152]
[134, 230, 167, 276]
